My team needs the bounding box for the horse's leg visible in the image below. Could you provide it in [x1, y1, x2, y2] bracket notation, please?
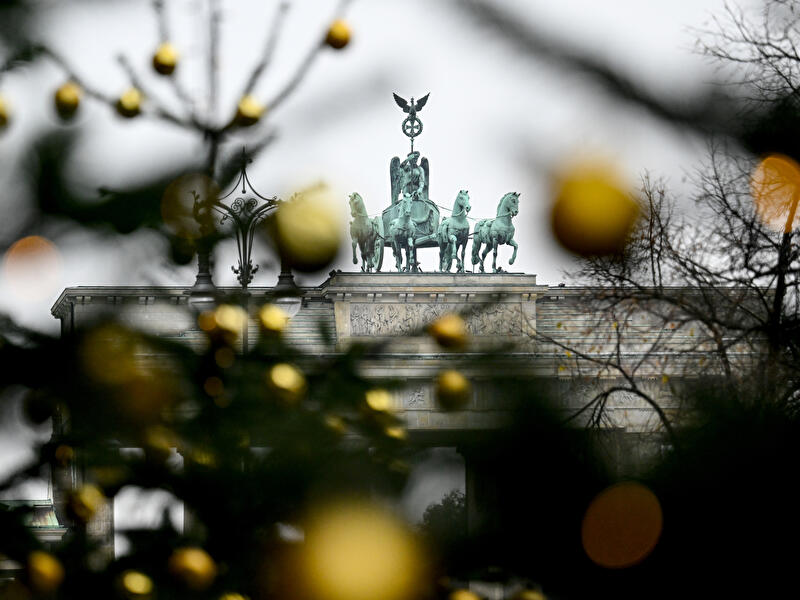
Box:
[393, 240, 402, 271]
[480, 241, 491, 273]
[508, 239, 518, 265]
[492, 239, 499, 273]
[447, 234, 457, 271]
[352, 240, 358, 265]
[457, 241, 466, 272]
[408, 236, 416, 272]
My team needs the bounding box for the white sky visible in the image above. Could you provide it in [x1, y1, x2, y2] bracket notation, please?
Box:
[0, 0, 759, 332]
[0, 0, 762, 516]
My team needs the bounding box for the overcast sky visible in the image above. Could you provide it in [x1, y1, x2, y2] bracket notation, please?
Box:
[0, 0, 761, 526]
[0, 0, 760, 333]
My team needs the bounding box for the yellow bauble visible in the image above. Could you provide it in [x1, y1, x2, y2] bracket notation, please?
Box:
[27, 551, 65, 594]
[234, 95, 264, 127]
[365, 388, 393, 412]
[120, 570, 154, 597]
[300, 501, 425, 600]
[69, 484, 106, 522]
[0, 94, 10, 129]
[267, 363, 307, 404]
[325, 19, 351, 50]
[117, 87, 143, 118]
[270, 188, 342, 272]
[153, 42, 178, 75]
[168, 547, 218, 591]
[55, 81, 82, 120]
[259, 303, 289, 334]
[428, 313, 468, 349]
[511, 590, 546, 600]
[449, 590, 481, 600]
[435, 370, 471, 411]
[551, 165, 639, 256]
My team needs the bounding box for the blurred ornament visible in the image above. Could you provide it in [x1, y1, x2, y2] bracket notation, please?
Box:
[365, 388, 393, 412]
[449, 590, 481, 600]
[384, 425, 407, 440]
[142, 425, 177, 464]
[750, 153, 800, 232]
[68, 484, 106, 522]
[581, 481, 662, 569]
[120, 570, 153, 598]
[204, 376, 224, 397]
[550, 163, 639, 256]
[510, 589, 545, 600]
[259, 303, 289, 334]
[27, 551, 64, 594]
[234, 95, 264, 127]
[54, 444, 74, 466]
[54, 81, 82, 120]
[435, 370, 471, 411]
[219, 594, 249, 600]
[2, 235, 62, 301]
[427, 314, 468, 349]
[0, 94, 9, 128]
[325, 20, 351, 49]
[152, 42, 178, 75]
[300, 500, 425, 600]
[117, 88, 143, 118]
[324, 414, 348, 435]
[168, 547, 218, 591]
[269, 186, 342, 272]
[267, 363, 307, 404]
[215, 347, 236, 368]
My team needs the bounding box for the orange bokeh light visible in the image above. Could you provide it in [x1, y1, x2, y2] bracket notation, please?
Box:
[750, 153, 800, 233]
[581, 481, 663, 569]
[2, 235, 62, 300]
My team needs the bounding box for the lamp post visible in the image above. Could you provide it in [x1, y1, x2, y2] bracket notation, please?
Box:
[189, 149, 298, 349]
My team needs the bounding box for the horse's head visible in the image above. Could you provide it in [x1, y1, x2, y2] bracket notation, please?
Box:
[498, 192, 520, 217]
[455, 190, 471, 215]
[349, 192, 366, 217]
[399, 194, 412, 217]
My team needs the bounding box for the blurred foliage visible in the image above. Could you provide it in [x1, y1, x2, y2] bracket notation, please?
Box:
[4, 1, 800, 600]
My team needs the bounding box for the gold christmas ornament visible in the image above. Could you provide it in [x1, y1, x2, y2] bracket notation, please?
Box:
[511, 590, 546, 600]
[435, 370, 471, 411]
[259, 303, 289, 334]
[54, 81, 82, 120]
[219, 594, 249, 600]
[365, 388, 393, 412]
[234, 94, 264, 127]
[54, 444, 74, 465]
[27, 551, 65, 594]
[384, 425, 407, 441]
[116, 87, 143, 118]
[300, 501, 425, 600]
[449, 590, 482, 600]
[325, 19, 351, 49]
[427, 313, 468, 349]
[168, 547, 218, 591]
[550, 163, 640, 256]
[270, 187, 342, 272]
[267, 363, 307, 403]
[120, 570, 154, 597]
[152, 42, 178, 75]
[0, 94, 9, 129]
[69, 483, 106, 522]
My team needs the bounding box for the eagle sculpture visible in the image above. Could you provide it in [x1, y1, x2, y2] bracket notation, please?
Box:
[393, 92, 430, 118]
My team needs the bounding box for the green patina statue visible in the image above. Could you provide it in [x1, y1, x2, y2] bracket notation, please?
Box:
[348, 192, 382, 272]
[437, 190, 471, 272]
[346, 93, 521, 274]
[472, 192, 520, 273]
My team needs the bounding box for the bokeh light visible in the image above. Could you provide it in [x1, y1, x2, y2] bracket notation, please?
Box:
[269, 185, 342, 272]
[2, 235, 63, 301]
[161, 173, 221, 240]
[27, 551, 64, 594]
[427, 314, 468, 349]
[168, 547, 217, 591]
[550, 163, 640, 256]
[750, 153, 800, 232]
[581, 481, 662, 569]
[299, 500, 426, 600]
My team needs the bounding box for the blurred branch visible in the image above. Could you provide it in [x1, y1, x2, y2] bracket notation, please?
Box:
[240, 1, 291, 98]
[455, 0, 736, 135]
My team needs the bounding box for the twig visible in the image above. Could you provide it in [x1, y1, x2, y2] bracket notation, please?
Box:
[240, 1, 291, 98]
